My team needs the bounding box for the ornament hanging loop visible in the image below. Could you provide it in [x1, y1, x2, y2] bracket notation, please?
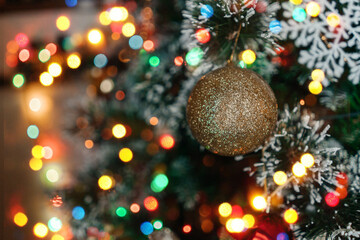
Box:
[228, 24, 242, 64]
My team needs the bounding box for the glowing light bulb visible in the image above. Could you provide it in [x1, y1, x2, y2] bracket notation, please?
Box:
[119, 148, 133, 162]
[241, 50, 256, 65]
[325, 192, 339, 207]
[40, 72, 54, 86]
[33, 223, 48, 238]
[283, 208, 298, 224]
[67, 53, 81, 69]
[29, 158, 43, 171]
[183, 225, 192, 233]
[48, 63, 62, 77]
[149, 116, 158, 125]
[300, 153, 315, 168]
[122, 23, 136, 37]
[100, 79, 114, 93]
[308, 80, 323, 95]
[195, 28, 211, 44]
[242, 214, 255, 228]
[88, 29, 103, 44]
[109, 7, 128, 22]
[292, 162, 306, 177]
[327, 13, 340, 27]
[311, 69, 325, 82]
[112, 124, 126, 138]
[98, 175, 114, 190]
[218, 202, 232, 217]
[306, 2, 321, 17]
[335, 186, 348, 199]
[252, 196, 266, 211]
[273, 171, 288, 185]
[14, 212, 28, 227]
[174, 56, 184, 66]
[56, 16, 70, 31]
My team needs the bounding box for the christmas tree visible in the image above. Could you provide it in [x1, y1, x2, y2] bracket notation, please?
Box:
[6, 0, 360, 239]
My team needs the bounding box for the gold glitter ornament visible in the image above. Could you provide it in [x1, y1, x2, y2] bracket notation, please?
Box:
[186, 64, 278, 156]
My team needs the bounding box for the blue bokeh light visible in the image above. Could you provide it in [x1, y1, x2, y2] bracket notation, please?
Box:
[94, 54, 108, 68]
[277, 232, 290, 240]
[27, 125, 39, 139]
[65, 0, 77, 7]
[292, 8, 307, 22]
[140, 221, 154, 235]
[269, 20, 282, 34]
[200, 4, 214, 18]
[129, 35, 144, 50]
[72, 206, 85, 220]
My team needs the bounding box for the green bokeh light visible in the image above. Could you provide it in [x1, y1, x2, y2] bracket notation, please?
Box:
[149, 56, 160, 67]
[153, 219, 163, 230]
[151, 174, 169, 192]
[116, 207, 127, 217]
[13, 74, 25, 88]
[185, 47, 204, 66]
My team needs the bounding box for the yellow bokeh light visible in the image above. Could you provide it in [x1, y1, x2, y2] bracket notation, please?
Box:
[112, 124, 126, 138]
[292, 162, 306, 177]
[98, 175, 114, 190]
[88, 29, 103, 45]
[311, 69, 325, 82]
[29, 158, 43, 171]
[289, 0, 302, 5]
[48, 63, 62, 77]
[241, 50, 256, 65]
[306, 2, 321, 17]
[52, 234, 65, 240]
[122, 23, 136, 37]
[226, 218, 245, 233]
[300, 153, 315, 168]
[327, 13, 341, 27]
[308, 80, 323, 95]
[273, 171, 288, 185]
[33, 223, 48, 238]
[56, 16, 70, 31]
[284, 208, 298, 224]
[109, 7, 128, 22]
[32, 145, 44, 158]
[119, 148, 133, 162]
[252, 196, 266, 211]
[67, 54, 81, 69]
[99, 11, 112, 26]
[39, 72, 54, 86]
[218, 202, 232, 217]
[14, 212, 28, 227]
[242, 214, 255, 228]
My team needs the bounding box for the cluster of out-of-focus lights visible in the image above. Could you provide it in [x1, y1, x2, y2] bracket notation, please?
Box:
[67, 53, 81, 69]
[112, 124, 126, 138]
[94, 54, 108, 68]
[119, 148, 133, 162]
[122, 23, 136, 37]
[186, 47, 204, 66]
[218, 202, 232, 217]
[292, 7, 307, 22]
[40, 72, 54, 86]
[88, 29, 103, 45]
[46, 169, 60, 183]
[129, 35, 143, 50]
[144, 196, 158, 211]
[48, 217, 62, 232]
[109, 7, 128, 22]
[13, 74, 25, 88]
[140, 221, 154, 235]
[33, 223, 49, 238]
[27, 125, 39, 139]
[29, 158, 43, 171]
[38, 49, 51, 63]
[159, 134, 175, 150]
[151, 174, 169, 192]
[14, 212, 28, 227]
[72, 206, 85, 220]
[100, 79, 114, 93]
[56, 16, 71, 31]
[252, 196, 267, 211]
[98, 175, 114, 190]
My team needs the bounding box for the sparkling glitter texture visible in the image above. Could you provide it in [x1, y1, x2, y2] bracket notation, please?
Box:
[186, 64, 278, 156]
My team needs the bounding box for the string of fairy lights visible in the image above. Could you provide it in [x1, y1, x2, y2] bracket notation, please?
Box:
[8, 0, 351, 239]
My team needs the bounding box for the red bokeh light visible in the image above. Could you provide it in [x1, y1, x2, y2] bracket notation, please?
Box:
[183, 224, 192, 233]
[195, 28, 211, 44]
[45, 43, 57, 56]
[143, 40, 154, 52]
[174, 56, 184, 66]
[159, 134, 175, 150]
[231, 205, 243, 217]
[15, 33, 29, 47]
[325, 192, 339, 207]
[336, 172, 348, 186]
[144, 196, 158, 211]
